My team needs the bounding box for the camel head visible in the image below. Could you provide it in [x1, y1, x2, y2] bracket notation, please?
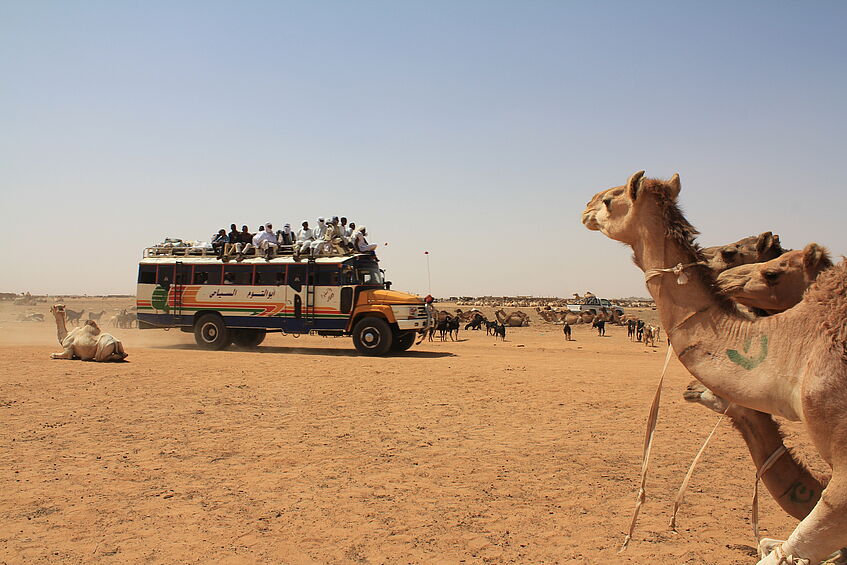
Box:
[701, 231, 785, 274]
[716, 243, 832, 313]
[581, 170, 683, 246]
[50, 304, 66, 314]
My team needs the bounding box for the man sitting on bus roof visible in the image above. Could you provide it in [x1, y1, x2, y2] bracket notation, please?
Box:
[354, 225, 378, 255]
[253, 223, 278, 260]
[309, 217, 328, 257]
[212, 229, 229, 259]
[223, 223, 241, 261]
[237, 224, 263, 261]
[293, 220, 314, 260]
[277, 223, 294, 246]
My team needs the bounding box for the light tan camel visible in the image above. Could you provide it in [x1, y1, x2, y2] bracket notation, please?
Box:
[684, 382, 847, 564]
[50, 305, 128, 362]
[702, 232, 785, 273]
[495, 309, 530, 327]
[583, 171, 847, 564]
[717, 244, 833, 315]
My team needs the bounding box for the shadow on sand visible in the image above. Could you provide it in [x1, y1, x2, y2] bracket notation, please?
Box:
[152, 343, 455, 358]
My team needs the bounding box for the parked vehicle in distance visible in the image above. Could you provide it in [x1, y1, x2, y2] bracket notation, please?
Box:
[565, 296, 625, 316]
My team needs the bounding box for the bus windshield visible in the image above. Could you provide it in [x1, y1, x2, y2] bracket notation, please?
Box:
[357, 266, 384, 286]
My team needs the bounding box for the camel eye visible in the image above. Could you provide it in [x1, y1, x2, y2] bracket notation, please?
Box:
[763, 270, 781, 283]
[722, 249, 738, 258]
[603, 197, 612, 209]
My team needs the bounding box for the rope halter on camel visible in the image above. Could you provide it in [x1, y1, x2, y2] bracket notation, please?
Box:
[644, 261, 707, 285]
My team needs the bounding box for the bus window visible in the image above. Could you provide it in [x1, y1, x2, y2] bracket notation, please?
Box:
[287, 265, 306, 292]
[223, 265, 253, 285]
[157, 265, 174, 288]
[316, 266, 340, 286]
[357, 266, 384, 286]
[341, 265, 356, 285]
[138, 265, 156, 284]
[194, 266, 221, 285]
[255, 266, 284, 285]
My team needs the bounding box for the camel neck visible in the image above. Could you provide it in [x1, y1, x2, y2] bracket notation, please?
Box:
[631, 220, 718, 333]
[54, 312, 69, 344]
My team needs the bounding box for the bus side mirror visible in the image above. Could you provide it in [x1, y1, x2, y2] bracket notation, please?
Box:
[385, 281, 392, 290]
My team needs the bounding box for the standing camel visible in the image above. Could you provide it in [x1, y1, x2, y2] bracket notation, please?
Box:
[583, 171, 847, 564]
[88, 310, 107, 322]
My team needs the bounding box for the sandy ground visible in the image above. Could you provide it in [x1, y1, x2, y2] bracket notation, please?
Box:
[0, 298, 815, 564]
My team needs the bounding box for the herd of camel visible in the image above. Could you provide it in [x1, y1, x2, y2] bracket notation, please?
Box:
[17, 307, 137, 328]
[583, 171, 847, 565]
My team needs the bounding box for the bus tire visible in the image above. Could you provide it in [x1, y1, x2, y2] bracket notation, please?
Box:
[194, 313, 230, 350]
[391, 331, 416, 352]
[231, 329, 266, 348]
[352, 317, 393, 356]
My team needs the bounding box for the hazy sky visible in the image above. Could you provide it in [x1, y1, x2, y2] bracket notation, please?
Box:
[2, 1, 845, 298]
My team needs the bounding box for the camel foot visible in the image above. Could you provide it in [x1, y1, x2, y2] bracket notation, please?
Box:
[757, 540, 812, 565]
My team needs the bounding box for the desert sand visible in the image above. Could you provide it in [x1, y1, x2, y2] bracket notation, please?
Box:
[0, 298, 817, 564]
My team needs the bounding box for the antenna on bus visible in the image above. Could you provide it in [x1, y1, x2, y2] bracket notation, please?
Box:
[424, 251, 431, 295]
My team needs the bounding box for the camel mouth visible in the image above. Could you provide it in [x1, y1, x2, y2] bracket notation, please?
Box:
[581, 211, 599, 230]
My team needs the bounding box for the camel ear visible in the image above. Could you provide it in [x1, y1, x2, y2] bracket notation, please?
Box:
[802, 243, 830, 273]
[627, 170, 645, 200]
[756, 232, 775, 254]
[667, 173, 681, 200]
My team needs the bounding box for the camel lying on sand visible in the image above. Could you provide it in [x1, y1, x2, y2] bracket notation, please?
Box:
[50, 305, 128, 362]
[495, 309, 529, 327]
[583, 171, 847, 564]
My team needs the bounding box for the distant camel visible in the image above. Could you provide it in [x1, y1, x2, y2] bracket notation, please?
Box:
[562, 322, 572, 341]
[65, 308, 85, 325]
[88, 310, 107, 322]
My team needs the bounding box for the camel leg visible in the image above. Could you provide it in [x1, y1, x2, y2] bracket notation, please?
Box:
[758, 472, 847, 564]
[51, 347, 74, 359]
[95, 339, 127, 362]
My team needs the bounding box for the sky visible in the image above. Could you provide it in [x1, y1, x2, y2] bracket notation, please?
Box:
[2, 1, 845, 298]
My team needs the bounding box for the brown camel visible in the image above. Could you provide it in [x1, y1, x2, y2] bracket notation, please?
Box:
[495, 309, 529, 327]
[683, 382, 846, 564]
[583, 171, 847, 564]
[702, 231, 785, 273]
[717, 244, 833, 315]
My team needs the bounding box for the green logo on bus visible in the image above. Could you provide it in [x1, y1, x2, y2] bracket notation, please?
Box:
[151, 285, 170, 312]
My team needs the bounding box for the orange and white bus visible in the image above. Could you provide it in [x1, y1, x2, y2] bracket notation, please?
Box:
[136, 244, 432, 355]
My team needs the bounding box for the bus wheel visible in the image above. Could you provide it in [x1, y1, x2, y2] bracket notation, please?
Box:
[352, 317, 393, 356]
[391, 331, 416, 352]
[231, 329, 266, 348]
[194, 314, 230, 350]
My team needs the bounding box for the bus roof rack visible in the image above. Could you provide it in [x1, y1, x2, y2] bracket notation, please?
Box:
[142, 243, 361, 260]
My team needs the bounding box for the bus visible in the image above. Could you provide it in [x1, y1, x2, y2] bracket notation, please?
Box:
[136, 244, 432, 355]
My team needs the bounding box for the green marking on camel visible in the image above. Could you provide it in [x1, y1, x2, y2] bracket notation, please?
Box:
[727, 336, 768, 370]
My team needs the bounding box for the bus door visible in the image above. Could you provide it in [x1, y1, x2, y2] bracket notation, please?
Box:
[284, 263, 311, 333]
[172, 261, 192, 323]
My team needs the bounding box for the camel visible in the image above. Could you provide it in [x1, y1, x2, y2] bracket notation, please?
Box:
[65, 308, 85, 325]
[583, 171, 847, 564]
[701, 231, 785, 273]
[684, 382, 847, 564]
[88, 310, 107, 322]
[17, 312, 44, 322]
[717, 244, 833, 315]
[495, 309, 529, 327]
[50, 305, 128, 362]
